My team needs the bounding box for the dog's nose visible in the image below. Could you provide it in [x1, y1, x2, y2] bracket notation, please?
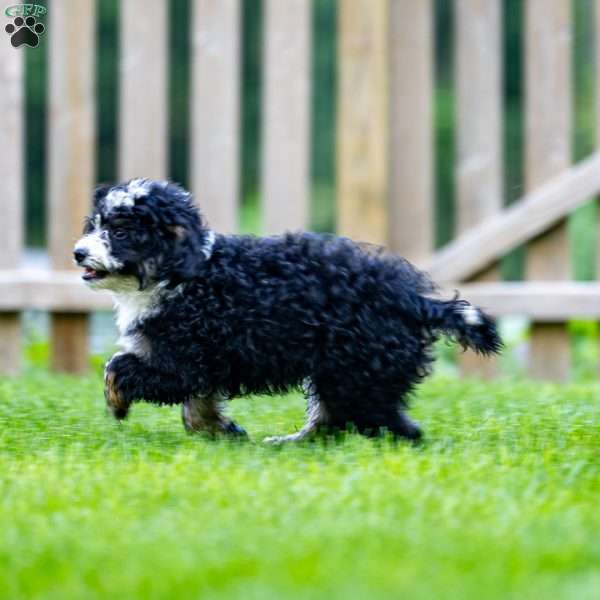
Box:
[74, 248, 89, 264]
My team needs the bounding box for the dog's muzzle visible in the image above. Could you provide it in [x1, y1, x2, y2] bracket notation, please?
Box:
[73, 246, 110, 283]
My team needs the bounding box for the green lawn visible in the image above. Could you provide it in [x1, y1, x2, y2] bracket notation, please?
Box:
[0, 371, 599, 600]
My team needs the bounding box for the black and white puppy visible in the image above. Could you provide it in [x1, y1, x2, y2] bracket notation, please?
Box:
[74, 179, 502, 442]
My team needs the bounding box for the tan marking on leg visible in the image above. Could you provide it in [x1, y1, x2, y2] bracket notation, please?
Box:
[104, 369, 130, 420]
[182, 393, 245, 436]
[182, 395, 225, 432]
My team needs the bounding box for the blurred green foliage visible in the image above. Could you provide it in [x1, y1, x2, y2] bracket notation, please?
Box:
[23, 0, 598, 283]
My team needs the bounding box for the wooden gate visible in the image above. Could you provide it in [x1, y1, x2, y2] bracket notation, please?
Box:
[1, 0, 599, 381]
[338, 0, 600, 381]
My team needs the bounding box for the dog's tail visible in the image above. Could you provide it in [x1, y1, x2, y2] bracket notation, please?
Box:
[417, 295, 503, 356]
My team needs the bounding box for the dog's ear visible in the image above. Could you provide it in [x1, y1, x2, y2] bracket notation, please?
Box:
[166, 225, 187, 240]
[160, 204, 213, 282]
[93, 184, 112, 207]
[168, 223, 213, 281]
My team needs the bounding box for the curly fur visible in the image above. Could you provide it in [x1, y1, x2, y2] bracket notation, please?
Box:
[74, 179, 503, 441]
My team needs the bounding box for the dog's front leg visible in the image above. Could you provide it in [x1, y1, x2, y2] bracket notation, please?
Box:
[104, 353, 133, 419]
[103, 352, 190, 420]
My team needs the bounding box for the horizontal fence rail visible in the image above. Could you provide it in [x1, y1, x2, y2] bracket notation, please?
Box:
[4, 273, 600, 321]
[1, 0, 600, 380]
[424, 151, 600, 284]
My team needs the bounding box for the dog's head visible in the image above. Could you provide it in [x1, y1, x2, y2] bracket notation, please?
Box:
[74, 179, 213, 291]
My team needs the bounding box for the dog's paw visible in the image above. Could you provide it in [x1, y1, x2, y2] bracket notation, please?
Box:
[224, 421, 248, 437]
[263, 432, 307, 444]
[263, 435, 284, 445]
[392, 414, 423, 442]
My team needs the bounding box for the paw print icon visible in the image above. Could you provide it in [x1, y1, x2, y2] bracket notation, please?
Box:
[5, 16, 45, 48]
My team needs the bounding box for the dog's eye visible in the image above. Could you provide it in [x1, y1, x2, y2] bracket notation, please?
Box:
[113, 229, 127, 240]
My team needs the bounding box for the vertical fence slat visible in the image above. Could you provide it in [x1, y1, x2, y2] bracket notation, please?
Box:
[389, 0, 433, 265]
[596, 0, 600, 375]
[190, 0, 240, 233]
[525, 0, 572, 381]
[48, 0, 96, 373]
[262, 0, 311, 234]
[0, 35, 24, 374]
[337, 0, 390, 244]
[119, 0, 168, 180]
[455, 0, 502, 378]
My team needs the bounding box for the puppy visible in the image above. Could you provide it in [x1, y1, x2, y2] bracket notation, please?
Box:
[74, 179, 502, 442]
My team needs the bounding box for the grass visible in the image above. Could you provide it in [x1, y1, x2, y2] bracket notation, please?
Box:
[1, 369, 599, 599]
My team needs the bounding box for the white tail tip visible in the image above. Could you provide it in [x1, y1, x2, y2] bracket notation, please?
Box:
[459, 304, 483, 326]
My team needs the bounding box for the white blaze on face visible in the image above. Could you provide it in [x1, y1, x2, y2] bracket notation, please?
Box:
[104, 178, 153, 210]
[105, 189, 134, 210]
[128, 178, 152, 199]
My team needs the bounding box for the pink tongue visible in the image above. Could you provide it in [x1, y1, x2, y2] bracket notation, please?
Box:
[85, 267, 97, 276]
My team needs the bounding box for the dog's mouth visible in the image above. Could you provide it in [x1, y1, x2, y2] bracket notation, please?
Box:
[82, 266, 109, 282]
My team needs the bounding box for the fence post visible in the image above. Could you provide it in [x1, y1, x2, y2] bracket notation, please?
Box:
[525, 0, 572, 381]
[595, 0, 600, 375]
[190, 0, 240, 233]
[455, 0, 503, 378]
[119, 0, 168, 180]
[389, 0, 433, 265]
[337, 0, 390, 244]
[48, 0, 96, 373]
[262, 0, 311, 234]
[0, 31, 24, 374]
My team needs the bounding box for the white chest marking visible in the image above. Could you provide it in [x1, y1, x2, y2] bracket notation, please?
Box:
[112, 283, 184, 358]
[113, 288, 157, 335]
[113, 288, 158, 359]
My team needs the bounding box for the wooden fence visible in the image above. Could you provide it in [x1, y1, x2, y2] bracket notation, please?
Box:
[2, 0, 600, 381]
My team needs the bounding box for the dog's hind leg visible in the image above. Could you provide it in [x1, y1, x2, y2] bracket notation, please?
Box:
[393, 412, 422, 440]
[182, 392, 247, 437]
[263, 378, 327, 444]
[306, 379, 423, 441]
[366, 411, 423, 441]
